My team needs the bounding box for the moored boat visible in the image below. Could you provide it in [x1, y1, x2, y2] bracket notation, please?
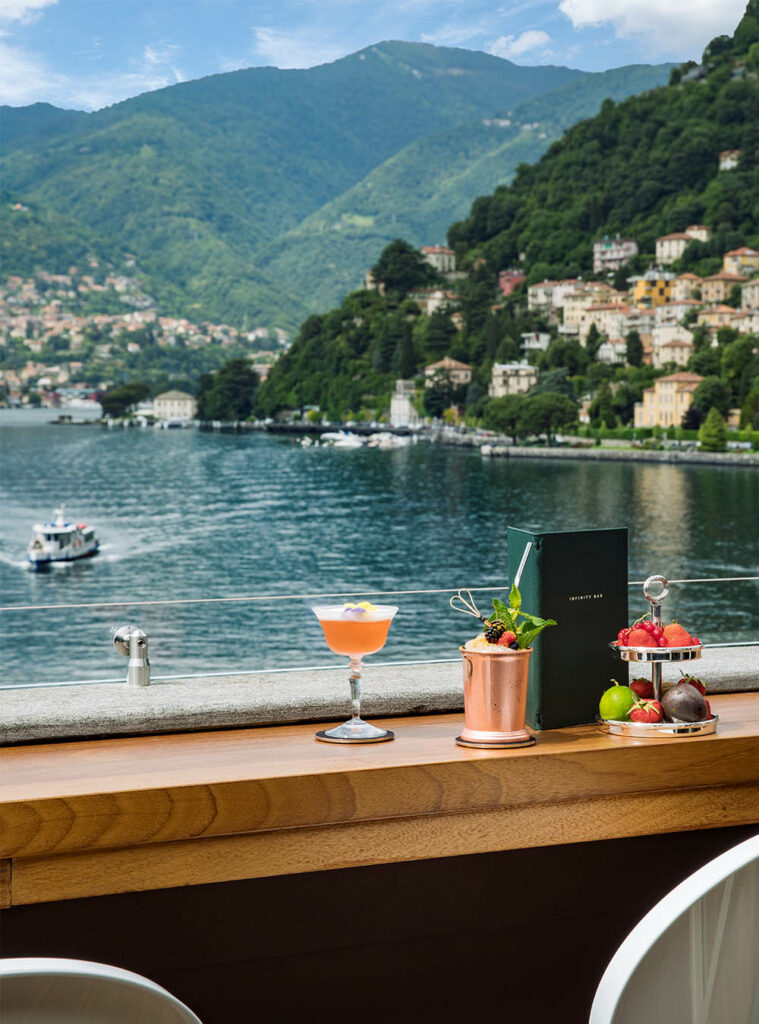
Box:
[27, 508, 99, 568]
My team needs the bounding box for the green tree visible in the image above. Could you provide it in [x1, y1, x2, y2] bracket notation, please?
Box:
[741, 380, 759, 428]
[423, 312, 456, 361]
[482, 394, 527, 442]
[589, 380, 616, 428]
[196, 359, 259, 421]
[585, 323, 602, 360]
[625, 330, 643, 367]
[520, 392, 577, 443]
[371, 239, 435, 295]
[688, 345, 721, 377]
[721, 336, 757, 405]
[395, 326, 417, 379]
[100, 381, 150, 417]
[698, 406, 727, 451]
[423, 370, 464, 418]
[692, 376, 731, 418]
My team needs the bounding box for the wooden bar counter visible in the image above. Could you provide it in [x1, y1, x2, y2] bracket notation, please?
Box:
[3, 693, 759, 907]
[2, 696, 758, 1022]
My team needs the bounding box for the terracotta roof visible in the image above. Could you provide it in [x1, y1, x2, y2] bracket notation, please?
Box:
[657, 232, 692, 241]
[725, 247, 759, 256]
[425, 357, 471, 371]
[658, 372, 703, 383]
[699, 304, 738, 314]
[704, 272, 748, 282]
[421, 246, 454, 255]
[677, 273, 702, 280]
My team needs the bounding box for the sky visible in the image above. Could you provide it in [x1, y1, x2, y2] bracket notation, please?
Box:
[0, 0, 748, 111]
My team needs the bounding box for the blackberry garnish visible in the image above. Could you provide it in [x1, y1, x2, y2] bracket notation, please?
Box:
[484, 621, 505, 644]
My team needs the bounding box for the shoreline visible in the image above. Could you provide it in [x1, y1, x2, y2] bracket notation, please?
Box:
[427, 432, 759, 468]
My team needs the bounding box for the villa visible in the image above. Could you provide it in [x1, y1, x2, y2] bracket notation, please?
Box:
[633, 371, 702, 428]
[153, 390, 197, 421]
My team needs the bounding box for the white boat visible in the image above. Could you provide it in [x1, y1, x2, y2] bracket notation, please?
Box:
[27, 508, 99, 568]
[322, 431, 364, 448]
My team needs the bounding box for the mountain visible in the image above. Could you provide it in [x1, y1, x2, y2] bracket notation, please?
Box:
[448, 6, 759, 279]
[0, 191, 122, 278]
[1, 41, 668, 329]
[255, 3, 759, 420]
[257, 63, 672, 313]
[0, 102, 86, 150]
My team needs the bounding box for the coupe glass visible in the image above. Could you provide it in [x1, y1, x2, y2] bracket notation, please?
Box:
[312, 604, 398, 743]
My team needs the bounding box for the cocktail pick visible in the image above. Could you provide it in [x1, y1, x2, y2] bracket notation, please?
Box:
[449, 589, 487, 622]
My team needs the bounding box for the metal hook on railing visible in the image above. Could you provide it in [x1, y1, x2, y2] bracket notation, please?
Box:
[113, 625, 150, 687]
[449, 589, 487, 622]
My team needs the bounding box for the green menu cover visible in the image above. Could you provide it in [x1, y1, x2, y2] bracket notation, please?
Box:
[506, 527, 628, 730]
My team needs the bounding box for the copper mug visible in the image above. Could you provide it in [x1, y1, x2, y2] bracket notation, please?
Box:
[457, 647, 535, 748]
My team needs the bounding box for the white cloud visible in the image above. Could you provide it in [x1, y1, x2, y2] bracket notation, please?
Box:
[559, 0, 746, 52]
[0, 35, 65, 103]
[487, 28, 551, 59]
[420, 19, 492, 47]
[0, 36, 185, 109]
[252, 27, 346, 69]
[0, 0, 56, 23]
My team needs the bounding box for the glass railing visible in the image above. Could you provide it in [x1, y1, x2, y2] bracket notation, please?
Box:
[1, 577, 757, 689]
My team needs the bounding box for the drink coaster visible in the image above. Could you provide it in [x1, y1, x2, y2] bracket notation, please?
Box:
[455, 735, 536, 749]
[315, 729, 395, 744]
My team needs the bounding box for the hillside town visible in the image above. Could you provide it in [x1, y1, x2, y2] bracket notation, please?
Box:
[0, 262, 287, 406]
[379, 226, 758, 433]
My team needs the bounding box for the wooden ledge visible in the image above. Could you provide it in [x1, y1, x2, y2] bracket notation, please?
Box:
[2, 693, 759, 906]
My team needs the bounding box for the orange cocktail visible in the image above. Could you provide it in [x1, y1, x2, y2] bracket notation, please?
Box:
[317, 615, 393, 656]
[312, 602, 398, 743]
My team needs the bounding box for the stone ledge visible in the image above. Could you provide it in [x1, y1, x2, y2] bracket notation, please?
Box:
[1, 647, 756, 745]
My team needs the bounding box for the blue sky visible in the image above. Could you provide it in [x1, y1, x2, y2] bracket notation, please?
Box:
[0, 0, 747, 110]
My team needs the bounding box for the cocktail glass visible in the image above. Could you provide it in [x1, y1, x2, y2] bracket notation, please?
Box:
[312, 603, 398, 743]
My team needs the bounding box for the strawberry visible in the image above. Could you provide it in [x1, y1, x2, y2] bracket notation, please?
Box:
[679, 672, 706, 695]
[630, 699, 663, 723]
[630, 677, 655, 700]
[663, 623, 693, 647]
[704, 698, 712, 717]
[616, 627, 631, 645]
[497, 631, 516, 646]
[626, 627, 657, 647]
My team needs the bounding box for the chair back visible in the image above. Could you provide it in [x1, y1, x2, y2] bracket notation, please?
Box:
[0, 957, 202, 1023]
[590, 834, 759, 1024]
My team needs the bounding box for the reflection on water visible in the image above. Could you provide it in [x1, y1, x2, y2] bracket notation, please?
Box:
[1, 410, 758, 685]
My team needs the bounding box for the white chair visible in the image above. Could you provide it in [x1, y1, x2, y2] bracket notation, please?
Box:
[0, 957, 202, 1023]
[590, 833, 759, 1024]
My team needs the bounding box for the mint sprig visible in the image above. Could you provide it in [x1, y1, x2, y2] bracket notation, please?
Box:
[489, 585, 556, 650]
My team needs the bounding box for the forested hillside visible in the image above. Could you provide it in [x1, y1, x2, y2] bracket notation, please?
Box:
[255, 3, 759, 429]
[258, 63, 671, 313]
[1, 42, 667, 329]
[448, 11, 759, 280]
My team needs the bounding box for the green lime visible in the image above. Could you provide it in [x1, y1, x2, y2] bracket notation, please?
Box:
[599, 683, 636, 721]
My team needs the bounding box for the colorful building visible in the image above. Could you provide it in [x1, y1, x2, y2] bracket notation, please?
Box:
[723, 247, 759, 277]
[629, 270, 676, 307]
[633, 372, 703, 429]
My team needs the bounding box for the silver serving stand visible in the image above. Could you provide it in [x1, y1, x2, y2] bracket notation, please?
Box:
[598, 574, 718, 738]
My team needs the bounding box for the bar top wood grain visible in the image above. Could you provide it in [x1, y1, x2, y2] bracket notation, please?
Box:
[2, 695, 759, 905]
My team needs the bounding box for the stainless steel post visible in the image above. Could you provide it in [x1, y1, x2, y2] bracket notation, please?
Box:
[113, 625, 151, 687]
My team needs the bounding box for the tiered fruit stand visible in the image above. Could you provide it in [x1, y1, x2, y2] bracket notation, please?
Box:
[598, 574, 718, 738]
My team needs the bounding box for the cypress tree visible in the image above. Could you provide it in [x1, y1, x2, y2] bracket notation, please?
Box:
[698, 407, 727, 452]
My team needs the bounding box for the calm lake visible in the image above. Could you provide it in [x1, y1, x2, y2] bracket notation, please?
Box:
[1, 409, 758, 687]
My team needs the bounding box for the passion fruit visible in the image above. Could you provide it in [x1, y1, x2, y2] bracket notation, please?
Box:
[661, 682, 708, 723]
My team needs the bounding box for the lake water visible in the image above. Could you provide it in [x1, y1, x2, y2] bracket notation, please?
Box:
[1, 408, 758, 687]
